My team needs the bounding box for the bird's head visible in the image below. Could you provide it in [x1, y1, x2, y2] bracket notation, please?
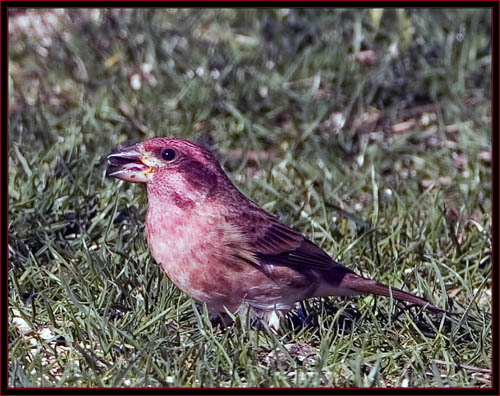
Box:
[107, 137, 226, 205]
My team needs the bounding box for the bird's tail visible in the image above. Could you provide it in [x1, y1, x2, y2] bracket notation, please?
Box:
[338, 272, 448, 314]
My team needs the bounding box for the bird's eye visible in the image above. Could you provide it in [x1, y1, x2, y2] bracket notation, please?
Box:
[161, 148, 177, 162]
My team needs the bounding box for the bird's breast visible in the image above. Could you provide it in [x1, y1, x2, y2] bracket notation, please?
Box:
[145, 201, 253, 311]
[144, 200, 317, 313]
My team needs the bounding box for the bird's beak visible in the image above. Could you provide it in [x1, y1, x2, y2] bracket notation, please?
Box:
[106, 144, 152, 183]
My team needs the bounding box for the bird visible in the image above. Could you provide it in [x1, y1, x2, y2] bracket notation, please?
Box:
[107, 137, 446, 329]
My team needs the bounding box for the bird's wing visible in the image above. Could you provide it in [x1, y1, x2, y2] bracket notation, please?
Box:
[230, 206, 347, 273]
[222, 202, 447, 313]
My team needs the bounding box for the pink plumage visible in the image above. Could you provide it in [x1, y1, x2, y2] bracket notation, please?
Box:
[107, 137, 446, 328]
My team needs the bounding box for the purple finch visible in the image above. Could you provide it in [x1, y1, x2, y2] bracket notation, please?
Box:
[107, 137, 445, 328]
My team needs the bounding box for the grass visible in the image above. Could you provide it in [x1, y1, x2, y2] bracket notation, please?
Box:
[8, 8, 492, 388]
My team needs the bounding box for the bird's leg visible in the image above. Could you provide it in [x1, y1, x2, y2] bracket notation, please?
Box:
[297, 301, 308, 323]
[208, 310, 234, 328]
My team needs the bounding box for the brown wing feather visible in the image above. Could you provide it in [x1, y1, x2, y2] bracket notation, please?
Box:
[231, 205, 348, 272]
[224, 201, 446, 313]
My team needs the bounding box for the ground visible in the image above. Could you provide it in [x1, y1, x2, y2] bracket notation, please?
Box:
[8, 8, 492, 388]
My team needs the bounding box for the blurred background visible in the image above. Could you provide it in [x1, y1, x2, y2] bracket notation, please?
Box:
[8, 9, 491, 388]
